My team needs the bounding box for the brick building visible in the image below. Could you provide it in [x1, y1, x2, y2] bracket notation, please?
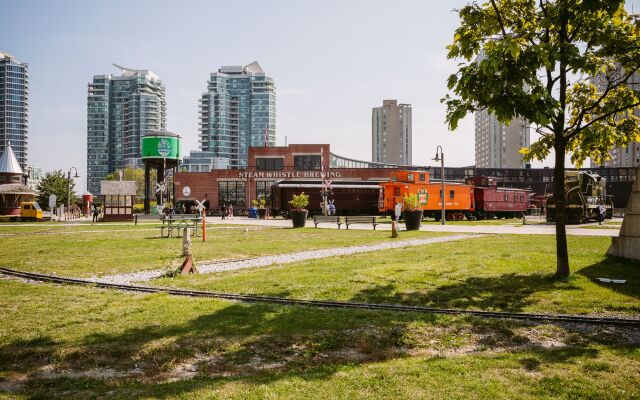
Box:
[174, 144, 403, 212]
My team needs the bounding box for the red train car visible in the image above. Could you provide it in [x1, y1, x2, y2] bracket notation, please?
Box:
[465, 177, 530, 219]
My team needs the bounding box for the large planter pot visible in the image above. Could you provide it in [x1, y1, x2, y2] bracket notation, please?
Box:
[404, 210, 423, 231]
[290, 210, 308, 228]
[257, 208, 267, 219]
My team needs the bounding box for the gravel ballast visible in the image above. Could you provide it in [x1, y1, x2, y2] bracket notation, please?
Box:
[92, 234, 478, 285]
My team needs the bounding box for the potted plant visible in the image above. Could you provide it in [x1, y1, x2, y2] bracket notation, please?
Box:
[403, 193, 423, 231]
[288, 192, 309, 228]
[250, 199, 259, 219]
[256, 197, 267, 219]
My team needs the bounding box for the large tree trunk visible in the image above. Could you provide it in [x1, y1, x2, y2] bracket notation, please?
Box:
[553, 140, 570, 278]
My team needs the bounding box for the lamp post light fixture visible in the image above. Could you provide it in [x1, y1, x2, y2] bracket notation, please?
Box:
[432, 146, 445, 225]
[67, 167, 80, 220]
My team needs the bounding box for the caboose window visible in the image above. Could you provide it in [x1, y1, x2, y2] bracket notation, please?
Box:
[449, 190, 455, 199]
[407, 173, 414, 181]
[419, 174, 425, 181]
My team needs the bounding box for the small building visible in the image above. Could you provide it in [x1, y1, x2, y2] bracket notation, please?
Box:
[0, 143, 35, 215]
[99, 180, 136, 221]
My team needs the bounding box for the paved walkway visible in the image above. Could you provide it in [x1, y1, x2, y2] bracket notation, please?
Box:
[197, 217, 621, 237]
[92, 234, 477, 284]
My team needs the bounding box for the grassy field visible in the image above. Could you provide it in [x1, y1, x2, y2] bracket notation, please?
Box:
[153, 235, 640, 317]
[0, 224, 446, 277]
[0, 279, 638, 399]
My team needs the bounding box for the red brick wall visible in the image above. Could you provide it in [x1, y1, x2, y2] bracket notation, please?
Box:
[174, 144, 398, 210]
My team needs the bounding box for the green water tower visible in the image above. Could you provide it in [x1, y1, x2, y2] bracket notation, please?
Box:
[141, 131, 182, 214]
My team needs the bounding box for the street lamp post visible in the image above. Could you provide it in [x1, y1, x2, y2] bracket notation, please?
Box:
[432, 146, 445, 225]
[67, 167, 79, 220]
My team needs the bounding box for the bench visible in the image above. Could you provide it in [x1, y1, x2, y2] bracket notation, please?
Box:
[313, 215, 343, 229]
[344, 216, 379, 230]
[158, 214, 202, 238]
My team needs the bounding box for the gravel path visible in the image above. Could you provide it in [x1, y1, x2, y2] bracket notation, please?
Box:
[91, 234, 478, 284]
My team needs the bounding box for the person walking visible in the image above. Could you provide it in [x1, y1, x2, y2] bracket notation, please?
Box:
[221, 204, 226, 220]
[598, 204, 606, 225]
[92, 205, 100, 223]
[228, 204, 234, 219]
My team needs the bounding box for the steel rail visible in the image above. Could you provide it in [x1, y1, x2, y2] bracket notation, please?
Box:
[1, 266, 638, 327]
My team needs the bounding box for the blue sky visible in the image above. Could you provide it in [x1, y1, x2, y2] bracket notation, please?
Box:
[4, 0, 575, 185]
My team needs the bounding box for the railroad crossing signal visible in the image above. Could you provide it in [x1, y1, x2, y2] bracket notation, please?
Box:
[155, 182, 166, 194]
[195, 199, 206, 213]
[323, 179, 333, 190]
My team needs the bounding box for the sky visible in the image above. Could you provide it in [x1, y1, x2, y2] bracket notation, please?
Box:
[5, 0, 622, 187]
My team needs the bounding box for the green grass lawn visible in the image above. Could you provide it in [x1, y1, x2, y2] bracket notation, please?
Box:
[0, 224, 446, 277]
[0, 279, 638, 399]
[153, 235, 640, 317]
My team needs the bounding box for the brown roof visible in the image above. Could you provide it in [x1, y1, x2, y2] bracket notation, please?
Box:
[0, 183, 36, 195]
[100, 180, 137, 195]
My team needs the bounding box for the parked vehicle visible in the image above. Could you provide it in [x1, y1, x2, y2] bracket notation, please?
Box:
[546, 171, 613, 223]
[270, 180, 380, 217]
[465, 177, 530, 219]
[0, 201, 44, 222]
[379, 171, 474, 221]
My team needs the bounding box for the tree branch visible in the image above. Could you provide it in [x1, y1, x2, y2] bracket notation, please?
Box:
[490, 0, 508, 36]
[567, 100, 640, 139]
[566, 65, 640, 133]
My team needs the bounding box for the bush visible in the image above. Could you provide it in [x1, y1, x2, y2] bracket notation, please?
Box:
[289, 192, 309, 210]
[403, 194, 420, 210]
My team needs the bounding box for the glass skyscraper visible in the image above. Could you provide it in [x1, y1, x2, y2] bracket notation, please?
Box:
[0, 51, 28, 171]
[87, 64, 166, 194]
[198, 61, 275, 168]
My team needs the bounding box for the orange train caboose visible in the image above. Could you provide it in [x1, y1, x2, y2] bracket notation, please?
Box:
[379, 170, 475, 221]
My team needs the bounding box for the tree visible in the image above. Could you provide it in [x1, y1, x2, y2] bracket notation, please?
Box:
[443, 0, 640, 278]
[36, 170, 76, 210]
[106, 167, 155, 203]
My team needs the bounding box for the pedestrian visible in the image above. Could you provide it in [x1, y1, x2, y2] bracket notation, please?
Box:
[92, 204, 100, 223]
[221, 204, 226, 220]
[394, 202, 403, 223]
[228, 204, 234, 219]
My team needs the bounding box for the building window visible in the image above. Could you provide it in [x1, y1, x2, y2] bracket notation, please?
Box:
[294, 155, 321, 170]
[256, 158, 284, 170]
[218, 181, 246, 207]
[255, 181, 275, 204]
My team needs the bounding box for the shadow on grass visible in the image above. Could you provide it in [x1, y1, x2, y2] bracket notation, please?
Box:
[3, 293, 632, 400]
[577, 255, 640, 300]
[350, 273, 577, 312]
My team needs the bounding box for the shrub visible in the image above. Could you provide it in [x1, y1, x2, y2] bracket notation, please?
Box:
[289, 192, 309, 210]
[403, 194, 420, 210]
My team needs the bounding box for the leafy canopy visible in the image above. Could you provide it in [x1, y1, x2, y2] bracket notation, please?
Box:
[36, 170, 76, 209]
[443, 0, 640, 166]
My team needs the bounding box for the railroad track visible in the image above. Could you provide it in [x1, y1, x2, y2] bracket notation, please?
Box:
[1, 266, 638, 327]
